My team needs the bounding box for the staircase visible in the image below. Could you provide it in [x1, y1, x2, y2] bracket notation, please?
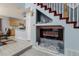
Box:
[35, 3, 79, 28]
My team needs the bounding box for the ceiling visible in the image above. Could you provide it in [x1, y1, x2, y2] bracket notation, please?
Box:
[0, 3, 25, 8]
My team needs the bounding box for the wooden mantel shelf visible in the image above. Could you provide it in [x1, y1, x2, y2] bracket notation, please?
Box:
[37, 25, 64, 29]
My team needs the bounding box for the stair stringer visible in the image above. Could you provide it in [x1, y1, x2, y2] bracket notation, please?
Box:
[34, 4, 79, 56]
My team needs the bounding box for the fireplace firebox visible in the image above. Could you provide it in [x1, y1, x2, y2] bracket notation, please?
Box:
[36, 25, 64, 45]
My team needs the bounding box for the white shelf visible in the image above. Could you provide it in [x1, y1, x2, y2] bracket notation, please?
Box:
[36, 23, 53, 26]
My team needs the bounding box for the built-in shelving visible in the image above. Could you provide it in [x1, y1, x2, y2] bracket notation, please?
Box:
[36, 9, 52, 24]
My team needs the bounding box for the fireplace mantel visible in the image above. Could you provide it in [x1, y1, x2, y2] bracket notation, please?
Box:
[37, 25, 64, 29]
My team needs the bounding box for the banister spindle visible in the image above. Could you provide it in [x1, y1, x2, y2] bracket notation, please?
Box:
[49, 3, 51, 8]
[56, 3, 59, 13]
[56, 3, 58, 13]
[58, 3, 59, 13]
[61, 3, 62, 14]
[73, 4, 75, 21]
[48, 3, 50, 8]
[50, 3, 52, 8]
[69, 5, 71, 21]
[51, 3, 54, 10]
[62, 3, 64, 17]
[53, 3, 55, 10]
[59, 3, 62, 14]
[54, 3, 56, 11]
[77, 6, 79, 26]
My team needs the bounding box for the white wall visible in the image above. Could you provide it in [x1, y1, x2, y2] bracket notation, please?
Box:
[0, 3, 25, 19]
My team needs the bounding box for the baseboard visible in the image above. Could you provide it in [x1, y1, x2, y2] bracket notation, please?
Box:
[65, 48, 79, 56]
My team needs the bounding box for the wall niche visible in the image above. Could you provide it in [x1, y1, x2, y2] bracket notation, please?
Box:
[36, 10, 52, 24]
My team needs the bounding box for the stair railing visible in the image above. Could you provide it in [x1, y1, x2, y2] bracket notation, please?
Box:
[38, 3, 79, 27]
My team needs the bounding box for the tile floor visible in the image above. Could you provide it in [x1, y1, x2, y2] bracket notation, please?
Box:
[20, 47, 53, 56]
[0, 38, 64, 56]
[20, 38, 64, 56]
[0, 39, 32, 56]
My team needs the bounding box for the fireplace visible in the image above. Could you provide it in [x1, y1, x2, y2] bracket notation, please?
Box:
[36, 25, 64, 54]
[36, 25, 64, 45]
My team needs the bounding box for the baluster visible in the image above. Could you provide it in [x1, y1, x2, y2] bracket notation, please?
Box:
[63, 3, 68, 18]
[76, 6, 78, 26]
[54, 3, 56, 11]
[48, 3, 51, 8]
[51, 3, 54, 10]
[55, 3, 57, 13]
[51, 3, 54, 11]
[55, 3, 56, 11]
[77, 6, 79, 26]
[58, 3, 59, 13]
[55, 3, 58, 13]
[69, 5, 71, 22]
[53, 3, 55, 10]
[60, 3, 62, 14]
[67, 4, 69, 17]
[47, 3, 49, 8]
[62, 3, 64, 17]
[69, 4, 73, 22]
[71, 8, 73, 22]
[74, 7, 77, 22]
[74, 4, 77, 22]
[47, 3, 49, 7]
[59, 3, 62, 14]
[73, 4, 75, 21]
[49, 3, 51, 8]
[50, 3, 52, 8]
